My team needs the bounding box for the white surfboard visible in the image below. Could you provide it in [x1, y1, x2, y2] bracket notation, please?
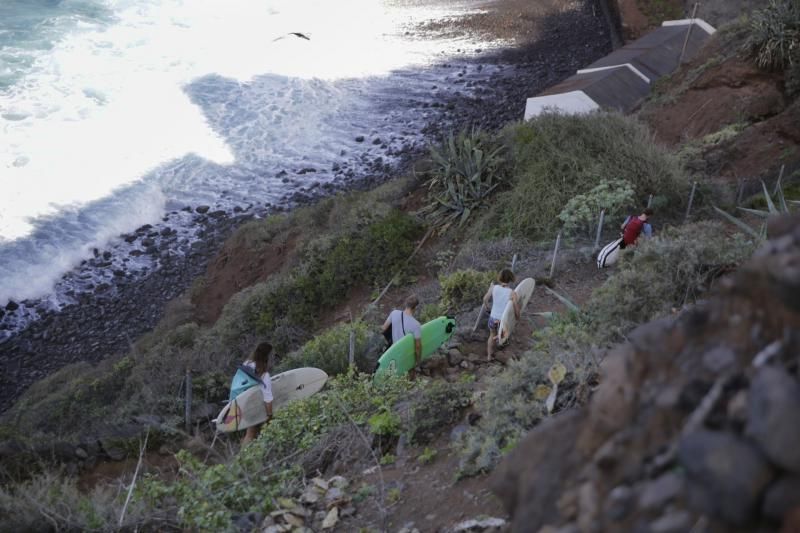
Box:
[597, 237, 623, 269]
[215, 367, 328, 432]
[270, 367, 328, 410]
[498, 278, 536, 346]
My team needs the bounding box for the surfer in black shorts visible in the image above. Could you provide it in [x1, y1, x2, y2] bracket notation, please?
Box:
[482, 269, 519, 361]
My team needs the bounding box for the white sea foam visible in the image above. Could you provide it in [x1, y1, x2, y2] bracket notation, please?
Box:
[0, 0, 498, 306]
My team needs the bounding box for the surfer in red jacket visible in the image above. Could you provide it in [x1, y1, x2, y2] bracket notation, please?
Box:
[620, 208, 653, 248]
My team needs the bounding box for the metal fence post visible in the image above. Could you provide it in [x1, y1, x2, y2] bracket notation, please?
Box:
[685, 182, 698, 222]
[594, 210, 606, 251]
[549, 232, 561, 279]
[184, 370, 192, 435]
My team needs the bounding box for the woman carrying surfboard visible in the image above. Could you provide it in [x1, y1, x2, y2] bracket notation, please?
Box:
[241, 342, 274, 445]
[483, 269, 519, 361]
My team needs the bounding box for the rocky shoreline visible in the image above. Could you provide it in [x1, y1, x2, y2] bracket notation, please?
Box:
[0, 0, 613, 410]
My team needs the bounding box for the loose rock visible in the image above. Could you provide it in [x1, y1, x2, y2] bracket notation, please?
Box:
[762, 475, 800, 521]
[678, 429, 773, 525]
[747, 366, 800, 473]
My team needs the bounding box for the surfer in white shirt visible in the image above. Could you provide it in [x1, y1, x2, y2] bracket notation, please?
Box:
[381, 294, 423, 376]
[482, 269, 519, 361]
[242, 342, 274, 446]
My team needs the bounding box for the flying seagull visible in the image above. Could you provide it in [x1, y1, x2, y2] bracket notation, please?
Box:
[272, 32, 311, 42]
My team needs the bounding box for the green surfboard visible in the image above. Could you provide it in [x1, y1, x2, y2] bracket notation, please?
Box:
[375, 316, 457, 378]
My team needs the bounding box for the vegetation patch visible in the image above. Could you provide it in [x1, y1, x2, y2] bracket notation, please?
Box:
[405, 379, 473, 445]
[586, 222, 755, 342]
[137, 371, 414, 531]
[483, 112, 688, 240]
[277, 321, 382, 376]
[421, 127, 506, 231]
[2, 184, 423, 440]
[439, 269, 495, 313]
[456, 222, 755, 476]
[636, 0, 683, 26]
[745, 0, 800, 71]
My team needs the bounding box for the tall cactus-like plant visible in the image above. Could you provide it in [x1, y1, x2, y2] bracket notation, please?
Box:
[421, 127, 505, 232]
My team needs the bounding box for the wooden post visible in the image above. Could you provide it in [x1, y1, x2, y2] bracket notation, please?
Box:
[646, 194, 653, 208]
[679, 3, 700, 64]
[685, 182, 698, 222]
[549, 232, 561, 279]
[184, 371, 192, 435]
[511, 253, 518, 273]
[594, 210, 605, 251]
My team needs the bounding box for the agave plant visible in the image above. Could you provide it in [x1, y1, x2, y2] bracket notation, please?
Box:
[714, 173, 796, 239]
[420, 127, 505, 231]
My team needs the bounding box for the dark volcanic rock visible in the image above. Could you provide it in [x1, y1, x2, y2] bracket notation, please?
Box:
[763, 475, 800, 521]
[747, 366, 800, 473]
[5, 301, 19, 312]
[678, 429, 773, 525]
[195, 205, 210, 214]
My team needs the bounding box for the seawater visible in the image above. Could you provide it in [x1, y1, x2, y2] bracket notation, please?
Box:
[0, 0, 503, 315]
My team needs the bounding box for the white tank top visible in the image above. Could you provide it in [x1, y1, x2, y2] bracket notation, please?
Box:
[490, 284, 513, 320]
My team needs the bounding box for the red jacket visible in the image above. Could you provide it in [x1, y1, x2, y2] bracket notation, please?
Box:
[623, 216, 645, 246]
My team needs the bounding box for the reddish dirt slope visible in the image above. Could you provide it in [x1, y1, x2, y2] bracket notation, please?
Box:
[640, 32, 800, 181]
[191, 228, 300, 325]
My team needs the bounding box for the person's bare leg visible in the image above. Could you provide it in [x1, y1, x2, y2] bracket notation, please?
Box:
[242, 425, 259, 446]
[487, 333, 495, 360]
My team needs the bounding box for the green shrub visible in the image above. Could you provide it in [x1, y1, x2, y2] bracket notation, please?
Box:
[487, 112, 688, 239]
[278, 321, 379, 376]
[745, 0, 800, 71]
[557, 179, 636, 236]
[418, 302, 446, 323]
[0, 471, 160, 531]
[369, 409, 402, 437]
[258, 211, 422, 331]
[405, 380, 473, 445]
[439, 269, 495, 312]
[138, 370, 414, 530]
[456, 351, 553, 476]
[417, 447, 438, 464]
[586, 221, 756, 342]
[422, 127, 506, 230]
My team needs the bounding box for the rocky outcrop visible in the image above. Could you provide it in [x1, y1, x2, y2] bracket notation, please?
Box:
[492, 214, 800, 532]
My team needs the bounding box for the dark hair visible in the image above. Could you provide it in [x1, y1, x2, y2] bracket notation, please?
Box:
[404, 294, 419, 310]
[643, 208, 654, 216]
[248, 342, 273, 376]
[498, 268, 515, 284]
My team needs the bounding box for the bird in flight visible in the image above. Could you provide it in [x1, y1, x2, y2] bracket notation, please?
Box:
[272, 32, 311, 42]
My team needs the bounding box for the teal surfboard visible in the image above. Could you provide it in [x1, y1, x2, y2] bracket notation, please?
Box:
[375, 316, 457, 377]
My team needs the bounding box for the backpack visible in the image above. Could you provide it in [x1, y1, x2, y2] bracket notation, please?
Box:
[229, 364, 263, 401]
[383, 310, 406, 347]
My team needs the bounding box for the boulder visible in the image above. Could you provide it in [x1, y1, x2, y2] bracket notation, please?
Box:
[747, 366, 800, 473]
[762, 475, 800, 521]
[678, 429, 774, 525]
[638, 472, 684, 511]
